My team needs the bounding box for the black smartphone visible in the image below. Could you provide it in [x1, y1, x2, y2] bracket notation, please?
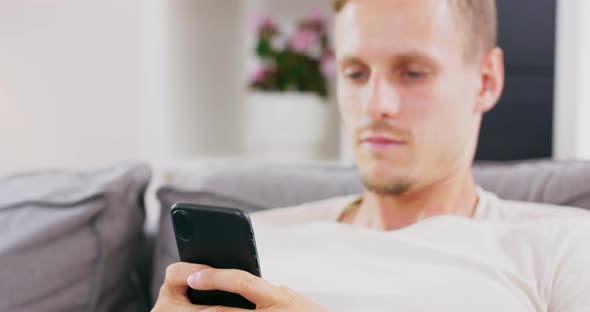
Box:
[170, 202, 261, 309]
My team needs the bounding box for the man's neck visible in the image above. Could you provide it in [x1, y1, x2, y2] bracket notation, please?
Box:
[341, 170, 479, 231]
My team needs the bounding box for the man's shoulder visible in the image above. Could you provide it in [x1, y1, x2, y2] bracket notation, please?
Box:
[251, 195, 361, 227]
[478, 188, 590, 223]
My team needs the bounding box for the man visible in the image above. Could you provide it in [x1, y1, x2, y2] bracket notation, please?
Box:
[153, 0, 590, 311]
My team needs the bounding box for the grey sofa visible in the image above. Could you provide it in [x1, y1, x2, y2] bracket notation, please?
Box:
[2, 159, 590, 311]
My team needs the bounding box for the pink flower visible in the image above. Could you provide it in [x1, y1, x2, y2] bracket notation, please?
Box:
[310, 7, 326, 24]
[251, 14, 277, 36]
[320, 52, 336, 78]
[251, 67, 269, 84]
[289, 29, 319, 54]
[251, 14, 270, 31]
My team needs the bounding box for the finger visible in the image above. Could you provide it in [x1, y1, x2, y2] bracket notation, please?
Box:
[187, 269, 283, 307]
[152, 302, 209, 312]
[164, 262, 211, 294]
[192, 305, 248, 312]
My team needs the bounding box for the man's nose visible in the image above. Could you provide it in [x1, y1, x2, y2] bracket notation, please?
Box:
[363, 72, 401, 119]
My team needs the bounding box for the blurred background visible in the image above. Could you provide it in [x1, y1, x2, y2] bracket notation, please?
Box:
[1, 0, 590, 177]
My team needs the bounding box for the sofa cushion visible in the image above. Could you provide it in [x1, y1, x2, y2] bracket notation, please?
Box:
[0, 162, 151, 312]
[472, 160, 590, 209]
[150, 159, 590, 303]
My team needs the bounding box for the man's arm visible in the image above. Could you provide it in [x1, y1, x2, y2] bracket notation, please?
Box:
[151, 262, 328, 312]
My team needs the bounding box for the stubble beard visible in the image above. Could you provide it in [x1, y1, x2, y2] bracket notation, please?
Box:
[361, 172, 413, 196]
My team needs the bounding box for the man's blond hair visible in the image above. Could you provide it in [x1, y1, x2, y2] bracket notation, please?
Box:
[331, 0, 497, 61]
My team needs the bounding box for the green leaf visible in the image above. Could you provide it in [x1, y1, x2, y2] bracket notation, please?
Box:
[256, 38, 274, 59]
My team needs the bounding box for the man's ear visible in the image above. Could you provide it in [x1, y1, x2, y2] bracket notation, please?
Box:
[475, 47, 505, 114]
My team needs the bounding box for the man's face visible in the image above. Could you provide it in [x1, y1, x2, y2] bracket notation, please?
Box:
[335, 0, 490, 195]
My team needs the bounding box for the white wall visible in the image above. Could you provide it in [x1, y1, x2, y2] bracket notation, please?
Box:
[0, 0, 343, 178]
[553, 0, 590, 160]
[0, 0, 249, 176]
[0, 0, 142, 176]
[142, 0, 246, 163]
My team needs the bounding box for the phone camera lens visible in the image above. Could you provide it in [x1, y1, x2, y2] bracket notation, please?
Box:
[173, 210, 193, 242]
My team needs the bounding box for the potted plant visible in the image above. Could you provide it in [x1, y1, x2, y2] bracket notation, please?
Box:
[244, 10, 336, 161]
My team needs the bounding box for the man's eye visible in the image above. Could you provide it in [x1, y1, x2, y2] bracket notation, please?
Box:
[347, 72, 366, 80]
[403, 71, 426, 79]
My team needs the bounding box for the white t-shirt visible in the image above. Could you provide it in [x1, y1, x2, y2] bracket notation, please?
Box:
[250, 188, 590, 312]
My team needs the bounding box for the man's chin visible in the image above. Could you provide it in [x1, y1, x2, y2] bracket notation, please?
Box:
[358, 159, 413, 196]
[358, 164, 413, 196]
[361, 176, 413, 196]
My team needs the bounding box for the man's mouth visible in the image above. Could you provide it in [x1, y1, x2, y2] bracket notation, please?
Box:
[359, 134, 406, 152]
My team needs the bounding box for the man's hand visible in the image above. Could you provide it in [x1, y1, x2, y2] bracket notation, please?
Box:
[152, 262, 327, 312]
